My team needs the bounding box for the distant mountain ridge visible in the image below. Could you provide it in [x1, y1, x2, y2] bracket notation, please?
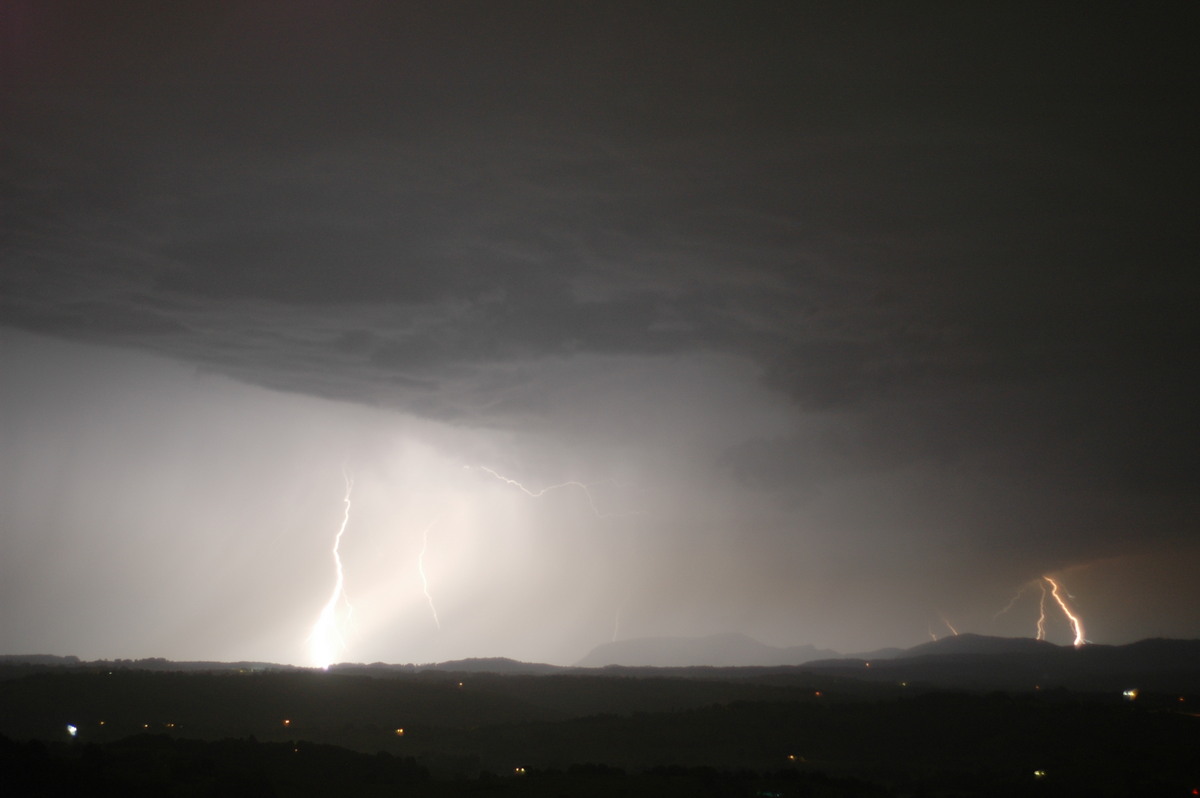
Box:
[5, 635, 1200, 693]
[575, 632, 839, 667]
[803, 633, 1200, 692]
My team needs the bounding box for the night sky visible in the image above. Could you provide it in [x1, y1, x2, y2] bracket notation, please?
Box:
[2, 2, 1197, 667]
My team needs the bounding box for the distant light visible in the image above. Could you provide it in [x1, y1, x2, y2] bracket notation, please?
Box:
[813, 691, 822, 698]
[1034, 769, 1047, 779]
[394, 728, 405, 736]
[457, 681, 464, 688]
[1123, 689, 1139, 701]
[514, 767, 526, 775]
[282, 719, 291, 726]
[864, 662, 871, 668]
[98, 721, 106, 726]
[66, 724, 77, 737]
[787, 754, 796, 761]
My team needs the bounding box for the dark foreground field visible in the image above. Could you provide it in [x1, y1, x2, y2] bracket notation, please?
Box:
[2, 655, 1198, 797]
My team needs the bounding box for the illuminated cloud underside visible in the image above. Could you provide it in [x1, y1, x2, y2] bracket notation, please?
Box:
[0, 4, 1196, 664]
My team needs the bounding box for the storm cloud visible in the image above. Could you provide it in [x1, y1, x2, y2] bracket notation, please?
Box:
[2, 2, 1197, 664]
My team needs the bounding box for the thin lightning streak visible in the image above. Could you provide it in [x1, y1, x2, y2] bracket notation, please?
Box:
[940, 614, 959, 636]
[993, 583, 1032, 620]
[1036, 580, 1047, 640]
[475, 465, 630, 518]
[403, 466, 627, 637]
[418, 518, 441, 629]
[471, 464, 635, 644]
[1043, 576, 1086, 647]
[308, 470, 354, 669]
[928, 626, 938, 642]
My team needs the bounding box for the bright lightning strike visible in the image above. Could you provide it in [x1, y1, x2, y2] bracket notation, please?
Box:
[997, 575, 1087, 647]
[939, 614, 959, 636]
[307, 470, 355, 669]
[1043, 576, 1087, 647]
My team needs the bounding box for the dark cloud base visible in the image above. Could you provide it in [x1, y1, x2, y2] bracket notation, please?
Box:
[2, 3, 1197, 661]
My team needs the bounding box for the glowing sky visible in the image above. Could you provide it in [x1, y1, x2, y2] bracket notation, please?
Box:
[2, 3, 1197, 666]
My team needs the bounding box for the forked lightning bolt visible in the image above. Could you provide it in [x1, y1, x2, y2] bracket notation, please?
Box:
[307, 470, 355, 669]
[996, 575, 1087, 647]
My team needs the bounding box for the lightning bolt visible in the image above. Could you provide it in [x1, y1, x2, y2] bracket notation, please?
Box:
[993, 582, 1033, 620]
[1036, 579, 1048, 640]
[389, 464, 638, 644]
[1043, 576, 1086, 647]
[399, 466, 607, 635]
[939, 614, 959, 636]
[307, 469, 354, 669]
[464, 464, 635, 643]
[474, 465, 626, 517]
[997, 575, 1087, 647]
[418, 518, 441, 629]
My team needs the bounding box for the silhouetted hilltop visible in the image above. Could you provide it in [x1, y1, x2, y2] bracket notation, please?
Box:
[0, 654, 80, 666]
[576, 633, 839, 667]
[904, 633, 1060, 657]
[422, 657, 564, 675]
[5, 636, 1199, 693]
[803, 635, 1200, 692]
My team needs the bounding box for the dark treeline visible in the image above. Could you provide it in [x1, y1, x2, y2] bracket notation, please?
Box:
[1, 664, 1197, 796]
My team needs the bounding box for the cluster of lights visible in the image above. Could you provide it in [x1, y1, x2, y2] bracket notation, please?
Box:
[69, 715, 412, 741]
